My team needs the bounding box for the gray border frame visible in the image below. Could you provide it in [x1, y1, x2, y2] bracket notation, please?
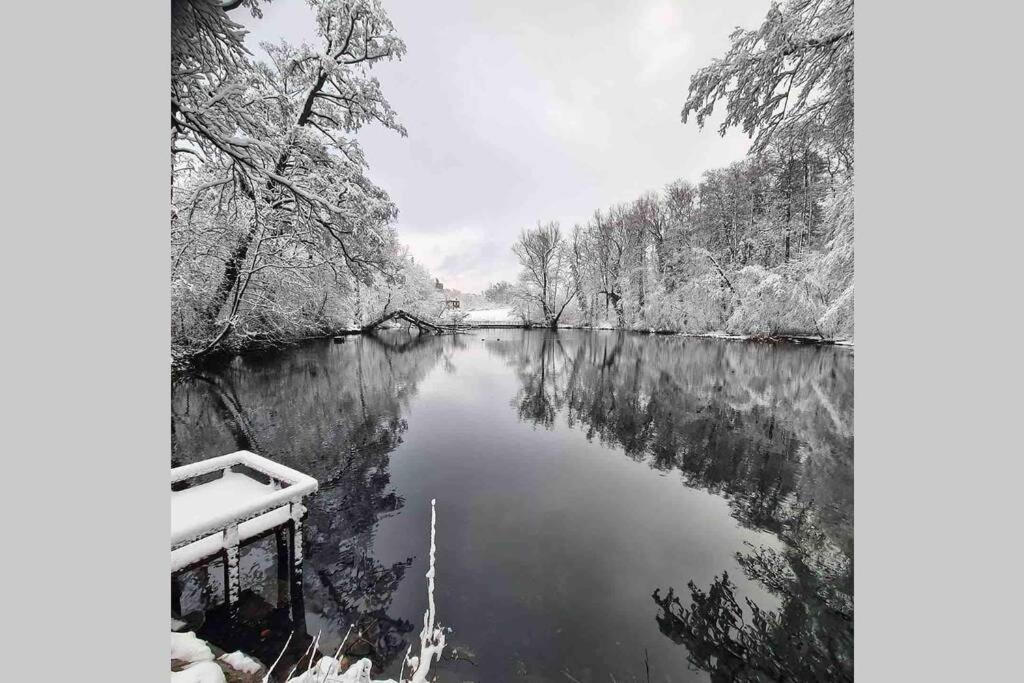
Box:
[3, 0, 1021, 680]
[4, 1, 169, 680]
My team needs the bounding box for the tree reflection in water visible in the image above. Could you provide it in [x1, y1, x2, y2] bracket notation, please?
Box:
[490, 330, 853, 682]
[173, 330, 851, 680]
[171, 333, 453, 674]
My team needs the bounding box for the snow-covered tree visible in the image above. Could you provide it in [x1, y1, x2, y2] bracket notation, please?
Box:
[681, 0, 854, 166]
[505, 0, 854, 339]
[171, 0, 422, 358]
[359, 250, 444, 325]
[482, 281, 516, 306]
[512, 222, 577, 328]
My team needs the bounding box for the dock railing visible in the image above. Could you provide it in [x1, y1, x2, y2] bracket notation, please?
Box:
[171, 450, 318, 619]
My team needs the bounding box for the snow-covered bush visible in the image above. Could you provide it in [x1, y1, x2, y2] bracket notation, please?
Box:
[818, 285, 853, 339]
[726, 265, 821, 336]
[810, 179, 854, 339]
[642, 283, 685, 331]
[669, 274, 735, 333]
[720, 179, 853, 339]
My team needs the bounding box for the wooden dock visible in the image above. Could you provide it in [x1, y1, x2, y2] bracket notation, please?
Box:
[171, 451, 318, 620]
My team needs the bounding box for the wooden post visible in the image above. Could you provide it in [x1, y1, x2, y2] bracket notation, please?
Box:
[224, 524, 240, 618]
[171, 574, 183, 617]
[288, 502, 306, 623]
[275, 526, 290, 607]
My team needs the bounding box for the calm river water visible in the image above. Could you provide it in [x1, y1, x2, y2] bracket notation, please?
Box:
[172, 329, 853, 682]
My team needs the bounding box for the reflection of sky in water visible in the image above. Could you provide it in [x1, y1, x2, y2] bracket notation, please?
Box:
[172, 330, 853, 682]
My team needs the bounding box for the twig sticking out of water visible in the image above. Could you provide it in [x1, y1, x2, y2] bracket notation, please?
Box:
[261, 630, 293, 683]
[304, 629, 322, 679]
[277, 500, 447, 683]
[398, 644, 411, 681]
[318, 625, 354, 682]
[284, 630, 321, 682]
[404, 499, 447, 683]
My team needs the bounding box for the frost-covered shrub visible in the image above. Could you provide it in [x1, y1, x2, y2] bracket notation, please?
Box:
[726, 266, 821, 336]
[722, 179, 853, 338]
[818, 285, 853, 339]
[642, 284, 684, 331]
[638, 290, 674, 331]
[730, 264, 772, 294]
[811, 180, 854, 338]
[672, 274, 736, 333]
[811, 180, 854, 300]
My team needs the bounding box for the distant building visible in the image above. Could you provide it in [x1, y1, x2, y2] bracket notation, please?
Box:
[444, 299, 461, 310]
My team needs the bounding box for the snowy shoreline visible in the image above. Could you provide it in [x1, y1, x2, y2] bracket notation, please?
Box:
[668, 331, 854, 347]
[175, 326, 852, 373]
[463, 320, 854, 347]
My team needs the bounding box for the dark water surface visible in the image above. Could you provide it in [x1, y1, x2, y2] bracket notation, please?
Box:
[172, 330, 853, 682]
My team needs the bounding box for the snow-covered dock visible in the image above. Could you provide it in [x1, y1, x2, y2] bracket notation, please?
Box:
[171, 450, 317, 616]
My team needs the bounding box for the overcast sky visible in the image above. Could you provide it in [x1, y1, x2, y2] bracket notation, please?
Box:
[238, 0, 770, 293]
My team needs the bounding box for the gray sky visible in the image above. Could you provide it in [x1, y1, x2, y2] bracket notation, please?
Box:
[239, 0, 770, 293]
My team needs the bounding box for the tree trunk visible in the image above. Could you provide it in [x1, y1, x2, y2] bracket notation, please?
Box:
[634, 259, 645, 325]
[609, 292, 624, 328]
[354, 278, 363, 328]
[570, 261, 589, 325]
[205, 219, 257, 322]
[201, 66, 331, 337]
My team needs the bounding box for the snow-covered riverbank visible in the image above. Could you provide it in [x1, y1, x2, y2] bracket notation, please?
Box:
[171, 629, 264, 682]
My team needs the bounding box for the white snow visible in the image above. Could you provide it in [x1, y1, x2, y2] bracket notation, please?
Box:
[171, 452, 318, 569]
[172, 504, 290, 571]
[171, 661, 226, 683]
[462, 307, 516, 324]
[219, 651, 263, 675]
[287, 657, 395, 683]
[172, 634, 257, 683]
[172, 631, 214, 664]
[172, 470, 274, 541]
